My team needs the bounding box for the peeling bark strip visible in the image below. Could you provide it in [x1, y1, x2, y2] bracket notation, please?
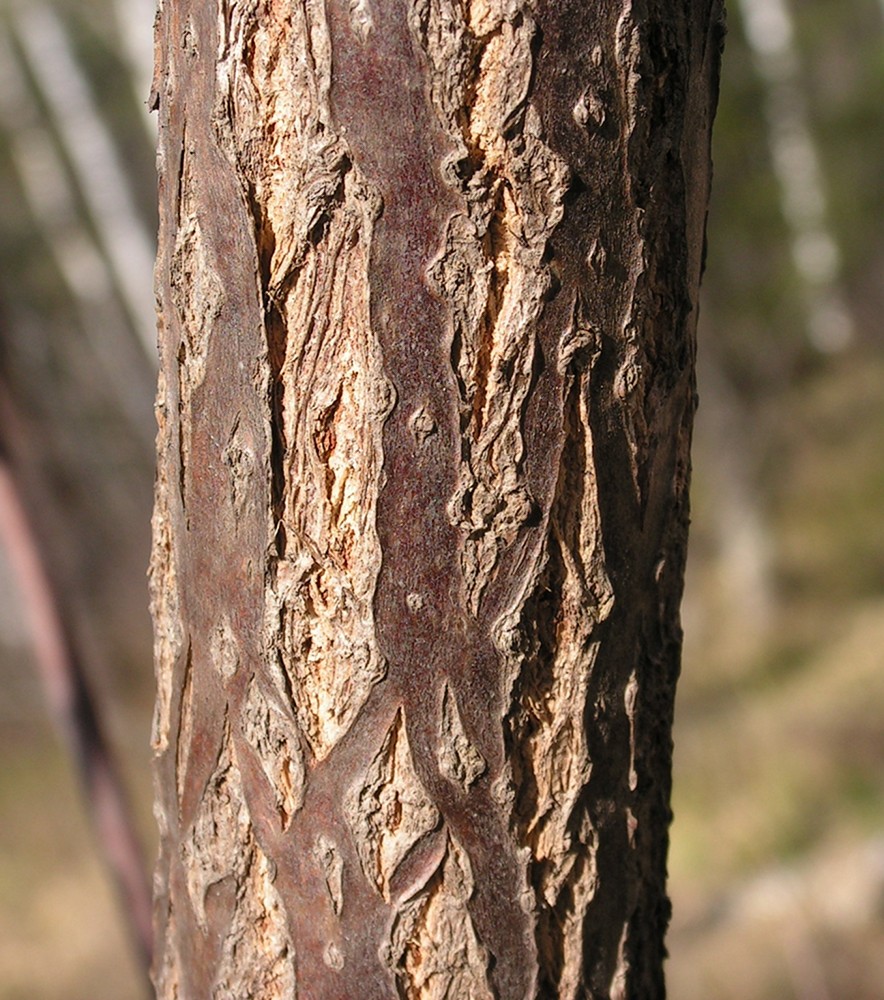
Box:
[151, 0, 723, 997]
[409, 0, 571, 614]
[214, 0, 394, 760]
[493, 305, 614, 998]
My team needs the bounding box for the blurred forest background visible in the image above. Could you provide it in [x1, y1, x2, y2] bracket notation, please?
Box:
[0, 0, 882, 997]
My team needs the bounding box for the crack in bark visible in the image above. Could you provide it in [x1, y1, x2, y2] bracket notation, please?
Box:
[313, 834, 345, 916]
[175, 643, 194, 806]
[438, 680, 487, 790]
[241, 677, 306, 830]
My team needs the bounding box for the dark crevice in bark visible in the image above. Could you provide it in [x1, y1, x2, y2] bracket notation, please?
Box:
[176, 341, 188, 518]
[174, 126, 187, 226]
[237, 171, 288, 554]
[174, 639, 193, 804]
[264, 301, 288, 556]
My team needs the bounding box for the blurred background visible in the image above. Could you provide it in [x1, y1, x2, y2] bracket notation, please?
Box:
[0, 0, 882, 997]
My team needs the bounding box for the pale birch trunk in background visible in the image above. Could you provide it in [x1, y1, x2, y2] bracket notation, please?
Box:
[0, 25, 155, 439]
[114, 0, 160, 135]
[737, 0, 854, 352]
[13, 2, 158, 360]
[150, 1, 723, 996]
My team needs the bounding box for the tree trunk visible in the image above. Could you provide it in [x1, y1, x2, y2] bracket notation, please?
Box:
[149, 1, 723, 997]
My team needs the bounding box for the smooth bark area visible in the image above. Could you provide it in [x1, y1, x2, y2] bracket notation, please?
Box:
[150, 1, 723, 997]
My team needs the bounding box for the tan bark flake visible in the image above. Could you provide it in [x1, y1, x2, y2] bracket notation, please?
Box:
[314, 834, 345, 916]
[384, 834, 494, 1000]
[348, 0, 374, 41]
[408, 405, 437, 446]
[153, 906, 182, 1000]
[149, 366, 185, 755]
[269, 196, 393, 757]
[181, 726, 251, 930]
[181, 724, 295, 996]
[438, 681, 486, 790]
[213, 844, 296, 1000]
[241, 678, 306, 830]
[210, 614, 240, 682]
[168, 186, 224, 393]
[168, 147, 225, 499]
[346, 709, 441, 901]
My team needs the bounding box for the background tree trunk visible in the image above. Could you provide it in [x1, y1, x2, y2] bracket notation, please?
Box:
[150, 0, 722, 996]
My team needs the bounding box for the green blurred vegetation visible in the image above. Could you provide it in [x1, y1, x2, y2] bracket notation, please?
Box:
[669, 3, 884, 995]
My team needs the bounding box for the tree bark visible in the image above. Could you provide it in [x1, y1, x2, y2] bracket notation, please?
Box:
[150, 1, 723, 997]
